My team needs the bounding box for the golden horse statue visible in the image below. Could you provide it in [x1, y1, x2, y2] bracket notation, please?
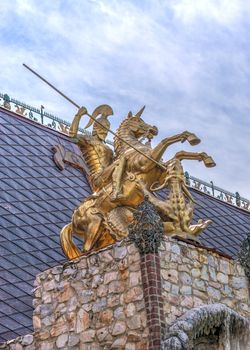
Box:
[60, 107, 215, 260]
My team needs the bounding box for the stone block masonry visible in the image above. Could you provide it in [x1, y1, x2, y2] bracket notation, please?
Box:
[159, 239, 249, 327]
[1, 237, 249, 349]
[33, 240, 149, 350]
[1, 240, 148, 350]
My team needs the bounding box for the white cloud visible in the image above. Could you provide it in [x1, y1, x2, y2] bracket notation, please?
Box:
[171, 0, 243, 25]
[0, 0, 249, 198]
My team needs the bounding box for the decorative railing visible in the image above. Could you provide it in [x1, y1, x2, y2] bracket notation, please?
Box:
[185, 172, 250, 211]
[0, 92, 113, 145]
[1, 92, 249, 212]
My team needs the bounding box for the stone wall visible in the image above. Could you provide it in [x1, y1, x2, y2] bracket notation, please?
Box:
[1, 237, 249, 350]
[1, 240, 148, 350]
[159, 238, 249, 326]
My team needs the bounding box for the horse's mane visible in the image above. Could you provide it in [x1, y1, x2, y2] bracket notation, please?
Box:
[114, 116, 131, 156]
[114, 113, 151, 158]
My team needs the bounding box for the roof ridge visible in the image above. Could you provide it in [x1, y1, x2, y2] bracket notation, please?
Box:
[0, 106, 73, 141]
[190, 187, 250, 215]
[0, 92, 114, 145]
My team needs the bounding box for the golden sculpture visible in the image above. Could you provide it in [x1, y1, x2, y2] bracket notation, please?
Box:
[60, 106, 216, 259]
[69, 105, 114, 193]
[19, 64, 215, 258]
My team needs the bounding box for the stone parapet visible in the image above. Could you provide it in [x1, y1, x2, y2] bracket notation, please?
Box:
[1, 240, 148, 350]
[1, 237, 249, 349]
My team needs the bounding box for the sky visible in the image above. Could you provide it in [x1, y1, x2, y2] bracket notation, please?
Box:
[0, 0, 249, 198]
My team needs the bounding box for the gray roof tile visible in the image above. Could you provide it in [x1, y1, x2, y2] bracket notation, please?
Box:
[0, 316, 24, 331]
[0, 289, 13, 301]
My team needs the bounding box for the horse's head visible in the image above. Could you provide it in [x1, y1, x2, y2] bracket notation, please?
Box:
[114, 106, 158, 156]
[126, 107, 158, 139]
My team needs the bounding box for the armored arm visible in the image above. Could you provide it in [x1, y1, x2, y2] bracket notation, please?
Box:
[69, 106, 88, 137]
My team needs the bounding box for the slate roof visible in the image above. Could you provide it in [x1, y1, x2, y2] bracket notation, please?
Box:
[193, 190, 250, 258]
[0, 108, 91, 342]
[0, 107, 249, 342]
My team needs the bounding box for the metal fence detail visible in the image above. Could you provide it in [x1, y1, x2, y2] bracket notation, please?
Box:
[185, 172, 249, 212]
[0, 93, 93, 140]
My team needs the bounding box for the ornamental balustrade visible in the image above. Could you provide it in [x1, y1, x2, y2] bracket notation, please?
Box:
[184, 172, 250, 212]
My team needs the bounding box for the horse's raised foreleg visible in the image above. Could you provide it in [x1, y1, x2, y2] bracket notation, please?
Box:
[148, 131, 200, 168]
[173, 151, 216, 168]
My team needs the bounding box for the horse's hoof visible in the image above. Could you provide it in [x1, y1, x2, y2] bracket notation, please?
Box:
[187, 133, 201, 146]
[204, 156, 216, 168]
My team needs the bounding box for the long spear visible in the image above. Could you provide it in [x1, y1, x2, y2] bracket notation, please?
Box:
[23, 63, 167, 171]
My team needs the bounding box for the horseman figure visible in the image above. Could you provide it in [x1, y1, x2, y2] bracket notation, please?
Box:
[69, 105, 152, 202]
[60, 105, 216, 260]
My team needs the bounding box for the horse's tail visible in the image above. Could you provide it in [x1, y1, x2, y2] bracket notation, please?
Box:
[60, 223, 81, 260]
